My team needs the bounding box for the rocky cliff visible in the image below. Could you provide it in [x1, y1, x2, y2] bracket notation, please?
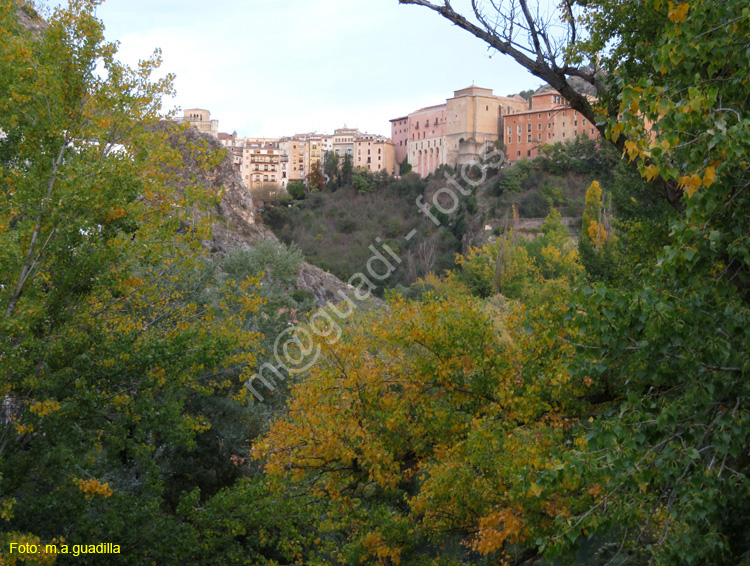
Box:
[157, 123, 355, 305]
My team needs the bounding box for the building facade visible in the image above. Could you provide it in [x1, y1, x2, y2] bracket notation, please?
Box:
[243, 140, 282, 189]
[503, 89, 599, 164]
[445, 86, 528, 167]
[407, 104, 447, 177]
[353, 134, 396, 175]
[279, 135, 311, 185]
[390, 116, 409, 166]
[180, 108, 219, 137]
[391, 86, 529, 178]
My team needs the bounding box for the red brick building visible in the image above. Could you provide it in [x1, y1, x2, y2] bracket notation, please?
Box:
[504, 89, 599, 164]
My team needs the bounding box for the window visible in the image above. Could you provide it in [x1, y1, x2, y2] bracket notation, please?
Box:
[575, 120, 578, 126]
[538, 133, 542, 140]
[527, 150, 531, 157]
[264, 175, 268, 181]
[517, 151, 521, 157]
[486, 105, 489, 111]
[563, 111, 566, 117]
[583, 119, 587, 125]
[562, 133, 566, 138]
[538, 123, 542, 130]
[591, 128, 595, 135]
[528, 135, 532, 142]
[508, 126, 512, 134]
[527, 124, 532, 132]
[517, 125, 522, 134]
[508, 136, 512, 144]
[518, 136, 521, 143]
[562, 122, 566, 127]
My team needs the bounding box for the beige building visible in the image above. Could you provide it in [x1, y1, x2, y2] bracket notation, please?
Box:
[243, 140, 282, 189]
[331, 127, 360, 160]
[445, 86, 528, 166]
[391, 86, 529, 177]
[181, 108, 219, 138]
[353, 134, 396, 175]
[279, 135, 309, 185]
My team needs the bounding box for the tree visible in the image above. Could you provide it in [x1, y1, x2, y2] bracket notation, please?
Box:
[517, 88, 534, 103]
[255, 292, 583, 564]
[341, 152, 353, 186]
[0, 2, 285, 562]
[323, 150, 339, 188]
[286, 179, 306, 200]
[404, 1, 750, 562]
[306, 160, 325, 192]
[250, 182, 282, 206]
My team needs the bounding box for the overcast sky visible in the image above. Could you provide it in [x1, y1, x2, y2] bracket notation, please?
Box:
[43, 0, 548, 138]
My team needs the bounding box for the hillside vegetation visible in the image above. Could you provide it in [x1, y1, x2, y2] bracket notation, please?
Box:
[2, 1, 749, 565]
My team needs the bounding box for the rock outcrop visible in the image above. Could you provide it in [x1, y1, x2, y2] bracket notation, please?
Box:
[14, 1, 47, 37]
[156, 122, 354, 305]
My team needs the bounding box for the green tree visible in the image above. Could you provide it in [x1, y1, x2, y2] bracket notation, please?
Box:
[0, 2, 292, 563]
[398, 2, 750, 562]
[286, 179, 306, 200]
[323, 149, 339, 188]
[341, 152, 353, 186]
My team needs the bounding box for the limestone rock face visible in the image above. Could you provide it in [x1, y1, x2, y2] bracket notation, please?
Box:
[158, 123, 353, 305]
[14, 1, 47, 37]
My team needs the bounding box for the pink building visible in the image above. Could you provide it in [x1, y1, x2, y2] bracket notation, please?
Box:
[407, 104, 447, 177]
[390, 116, 409, 165]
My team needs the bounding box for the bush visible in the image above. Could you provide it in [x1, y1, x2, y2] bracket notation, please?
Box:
[518, 190, 550, 217]
[287, 180, 306, 200]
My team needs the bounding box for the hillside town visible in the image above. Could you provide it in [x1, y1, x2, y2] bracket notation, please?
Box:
[179, 84, 598, 190]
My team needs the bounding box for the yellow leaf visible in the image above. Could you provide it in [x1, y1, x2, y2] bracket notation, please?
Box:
[624, 140, 639, 162]
[668, 1, 689, 23]
[679, 174, 702, 198]
[529, 482, 543, 497]
[703, 166, 716, 187]
[644, 164, 659, 181]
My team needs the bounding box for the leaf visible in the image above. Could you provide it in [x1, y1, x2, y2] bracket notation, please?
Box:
[703, 166, 716, 187]
[668, 2, 690, 23]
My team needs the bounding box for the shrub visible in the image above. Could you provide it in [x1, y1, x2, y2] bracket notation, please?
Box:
[287, 180, 306, 200]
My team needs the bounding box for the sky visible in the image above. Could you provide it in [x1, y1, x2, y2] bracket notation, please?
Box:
[41, 0, 547, 138]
